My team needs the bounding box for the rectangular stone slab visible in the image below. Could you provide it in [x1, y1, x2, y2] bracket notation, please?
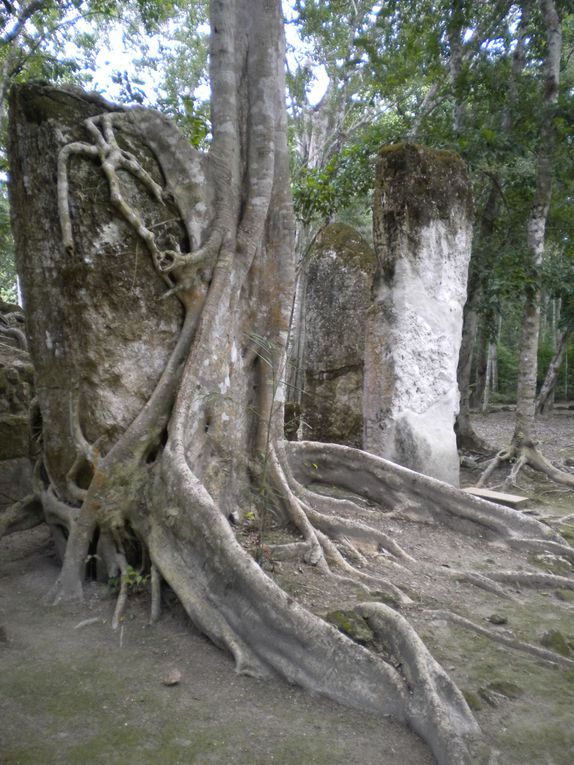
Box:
[462, 487, 529, 509]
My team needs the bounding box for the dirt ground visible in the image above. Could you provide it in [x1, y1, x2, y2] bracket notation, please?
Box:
[1, 410, 573, 765]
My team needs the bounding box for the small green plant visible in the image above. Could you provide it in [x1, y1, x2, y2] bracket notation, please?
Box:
[108, 565, 150, 593]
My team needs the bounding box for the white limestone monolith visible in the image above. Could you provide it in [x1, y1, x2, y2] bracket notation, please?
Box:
[364, 144, 473, 485]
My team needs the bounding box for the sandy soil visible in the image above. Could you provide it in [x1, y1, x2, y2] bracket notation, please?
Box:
[1, 410, 573, 765]
[0, 530, 432, 765]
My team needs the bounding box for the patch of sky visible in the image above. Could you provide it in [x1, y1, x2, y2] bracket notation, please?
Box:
[53, 1, 329, 109]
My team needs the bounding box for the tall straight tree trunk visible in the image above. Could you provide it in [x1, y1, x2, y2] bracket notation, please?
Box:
[479, 0, 574, 487]
[455, 8, 528, 453]
[536, 327, 571, 413]
[469, 327, 489, 410]
[456, 184, 498, 452]
[513, 0, 561, 447]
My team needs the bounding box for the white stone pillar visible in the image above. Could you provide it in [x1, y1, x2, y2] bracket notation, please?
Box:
[364, 144, 473, 485]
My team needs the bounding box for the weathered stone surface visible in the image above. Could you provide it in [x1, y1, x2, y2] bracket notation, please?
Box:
[0, 325, 34, 516]
[364, 144, 473, 485]
[0, 342, 32, 459]
[0, 457, 33, 514]
[297, 224, 376, 447]
[9, 85, 185, 497]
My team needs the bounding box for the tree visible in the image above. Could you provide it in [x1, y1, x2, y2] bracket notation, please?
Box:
[455, 2, 531, 451]
[0, 0, 184, 122]
[6, 2, 574, 764]
[478, 0, 574, 488]
[1, 0, 99, 116]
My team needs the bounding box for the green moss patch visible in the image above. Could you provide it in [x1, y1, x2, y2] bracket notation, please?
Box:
[540, 630, 572, 657]
[528, 552, 572, 576]
[325, 610, 375, 645]
[461, 689, 483, 711]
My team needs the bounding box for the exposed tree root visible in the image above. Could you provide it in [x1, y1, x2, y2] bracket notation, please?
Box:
[0, 494, 43, 539]
[264, 444, 413, 604]
[279, 441, 415, 563]
[145, 446, 485, 765]
[49, 297, 199, 603]
[507, 537, 574, 564]
[150, 562, 161, 624]
[486, 571, 574, 591]
[142, 435, 574, 764]
[111, 544, 129, 631]
[478, 442, 574, 490]
[455, 421, 495, 457]
[285, 441, 565, 544]
[356, 603, 484, 765]
[313, 529, 413, 605]
[36, 350, 571, 765]
[0, 323, 27, 350]
[454, 572, 517, 601]
[428, 610, 574, 669]
[476, 449, 510, 488]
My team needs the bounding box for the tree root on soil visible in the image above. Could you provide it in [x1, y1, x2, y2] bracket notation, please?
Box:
[477, 442, 574, 490]
[486, 570, 574, 590]
[144, 439, 489, 765]
[143, 437, 572, 765]
[0, 494, 43, 538]
[427, 610, 574, 670]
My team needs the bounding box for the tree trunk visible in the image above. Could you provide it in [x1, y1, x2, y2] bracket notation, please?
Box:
[479, 0, 573, 488]
[469, 325, 489, 410]
[447, 0, 465, 137]
[455, 182, 499, 453]
[513, 0, 561, 448]
[536, 327, 571, 413]
[455, 278, 483, 448]
[457, 7, 528, 453]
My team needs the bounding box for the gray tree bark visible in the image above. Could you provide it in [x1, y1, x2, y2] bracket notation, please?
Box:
[456, 6, 528, 453]
[513, 0, 561, 447]
[536, 327, 571, 413]
[455, 184, 498, 453]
